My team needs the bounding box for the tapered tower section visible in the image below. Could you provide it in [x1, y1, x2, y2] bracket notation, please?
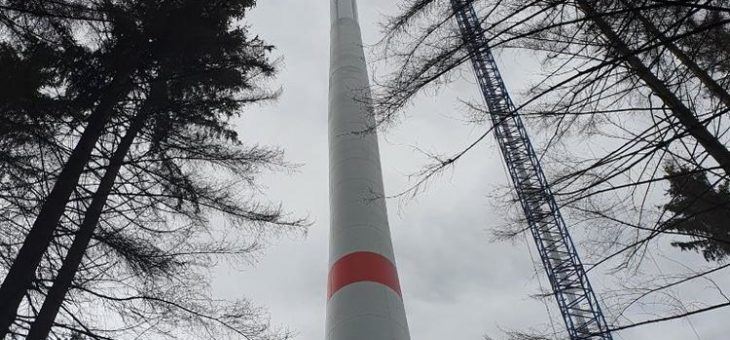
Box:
[326, 1, 411, 340]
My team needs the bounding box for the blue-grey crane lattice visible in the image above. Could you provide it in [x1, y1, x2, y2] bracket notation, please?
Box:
[449, 1, 613, 339]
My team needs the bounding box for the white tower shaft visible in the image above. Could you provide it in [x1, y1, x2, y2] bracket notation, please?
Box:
[326, 1, 411, 340]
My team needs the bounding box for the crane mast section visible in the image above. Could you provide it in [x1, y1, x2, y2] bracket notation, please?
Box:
[449, 1, 613, 339]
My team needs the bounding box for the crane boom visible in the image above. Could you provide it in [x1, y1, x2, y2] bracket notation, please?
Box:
[449, 1, 613, 339]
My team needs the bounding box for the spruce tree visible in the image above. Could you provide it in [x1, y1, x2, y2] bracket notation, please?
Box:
[662, 164, 730, 262]
[1, 1, 301, 338]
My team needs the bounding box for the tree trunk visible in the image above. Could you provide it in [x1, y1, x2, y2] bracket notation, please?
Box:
[24, 78, 164, 340]
[25, 112, 148, 340]
[620, 0, 730, 109]
[0, 64, 135, 338]
[576, 0, 730, 176]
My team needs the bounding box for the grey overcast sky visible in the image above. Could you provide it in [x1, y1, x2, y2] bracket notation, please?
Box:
[210, 1, 728, 340]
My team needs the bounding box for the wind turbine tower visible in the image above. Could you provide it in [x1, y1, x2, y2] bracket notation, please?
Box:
[326, 1, 411, 340]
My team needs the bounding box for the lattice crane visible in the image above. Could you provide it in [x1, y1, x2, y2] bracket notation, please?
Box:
[449, 1, 613, 339]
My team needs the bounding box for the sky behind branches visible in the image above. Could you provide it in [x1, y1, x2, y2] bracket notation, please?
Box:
[210, 1, 728, 340]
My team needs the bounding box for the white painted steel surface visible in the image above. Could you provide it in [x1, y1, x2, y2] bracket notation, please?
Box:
[326, 0, 411, 339]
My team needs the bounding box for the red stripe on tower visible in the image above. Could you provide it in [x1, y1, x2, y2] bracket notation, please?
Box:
[327, 251, 402, 299]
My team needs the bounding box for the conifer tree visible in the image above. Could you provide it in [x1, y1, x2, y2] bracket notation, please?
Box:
[662, 163, 730, 261]
[0, 1, 303, 338]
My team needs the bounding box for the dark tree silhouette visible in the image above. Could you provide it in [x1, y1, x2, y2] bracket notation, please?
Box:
[661, 163, 730, 261]
[0, 0, 305, 339]
[0, 15, 139, 335]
